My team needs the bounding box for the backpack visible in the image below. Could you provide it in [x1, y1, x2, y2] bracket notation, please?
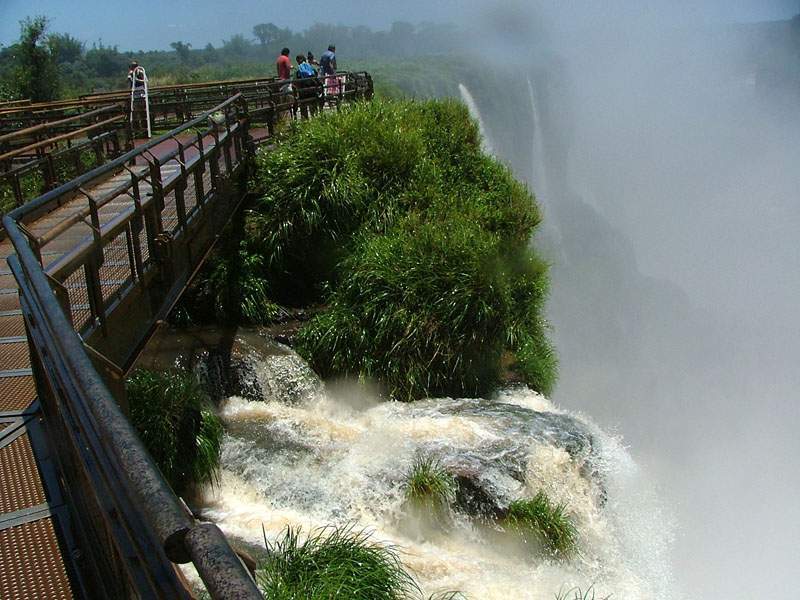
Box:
[297, 62, 317, 79]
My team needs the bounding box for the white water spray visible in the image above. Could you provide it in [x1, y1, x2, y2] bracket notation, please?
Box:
[189, 342, 677, 599]
[459, 83, 495, 155]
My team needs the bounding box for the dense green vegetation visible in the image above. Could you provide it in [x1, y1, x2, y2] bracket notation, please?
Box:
[257, 526, 431, 600]
[241, 98, 555, 400]
[125, 369, 223, 495]
[504, 492, 578, 559]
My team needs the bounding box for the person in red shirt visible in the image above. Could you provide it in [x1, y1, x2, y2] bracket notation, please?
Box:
[276, 47, 293, 80]
[276, 47, 295, 118]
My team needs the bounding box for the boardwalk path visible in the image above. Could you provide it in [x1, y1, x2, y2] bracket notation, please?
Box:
[0, 133, 211, 599]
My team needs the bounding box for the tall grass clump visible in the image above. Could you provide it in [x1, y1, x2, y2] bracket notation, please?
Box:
[126, 369, 223, 494]
[505, 492, 578, 559]
[554, 585, 611, 600]
[248, 98, 557, 399]
[256, 526, 420, 600]
[403, 456, 456, 527]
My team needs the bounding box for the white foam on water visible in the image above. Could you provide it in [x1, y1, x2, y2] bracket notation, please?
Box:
[193, 354, 678, 599]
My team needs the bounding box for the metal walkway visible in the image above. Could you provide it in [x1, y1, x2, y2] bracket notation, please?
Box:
[0, 135, 200, 599]
[0, 73, 373, 599]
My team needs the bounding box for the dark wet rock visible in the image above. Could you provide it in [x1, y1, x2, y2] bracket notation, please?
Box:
[133, 325, 323, 404]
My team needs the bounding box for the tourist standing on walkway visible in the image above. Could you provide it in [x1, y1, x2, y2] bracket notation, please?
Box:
[320, 45, 339, 98]
[276, 47, 293, 82]
[127, 61, 148, 136]
[276, 47, 294, 116]
[295, 55, 320, 118]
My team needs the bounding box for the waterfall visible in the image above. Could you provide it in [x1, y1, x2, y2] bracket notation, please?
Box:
[459, 83, 495, 155]
[185, 342, 677, 599]
[527, 77, 550, 205]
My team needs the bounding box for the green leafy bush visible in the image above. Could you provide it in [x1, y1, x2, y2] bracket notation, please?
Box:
[248, 98, 556, 399]
[505, 492, 578, 559]
[126, 369, 223, 494]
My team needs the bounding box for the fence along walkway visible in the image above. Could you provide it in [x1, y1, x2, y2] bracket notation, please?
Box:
[0, 72, 373, 599]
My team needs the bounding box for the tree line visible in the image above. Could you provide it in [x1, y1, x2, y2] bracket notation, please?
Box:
[0, 16, 462, 102]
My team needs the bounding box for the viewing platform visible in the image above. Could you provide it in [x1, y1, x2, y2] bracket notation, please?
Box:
[0, 72, 373, 599]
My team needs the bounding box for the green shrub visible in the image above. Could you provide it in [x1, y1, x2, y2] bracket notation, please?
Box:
[248, 98, 556, 399]
[403, 456, 456, 526]
[126, 369, 223, 494]
[505, 492, 578, 559]
[256, 526, 420, 600]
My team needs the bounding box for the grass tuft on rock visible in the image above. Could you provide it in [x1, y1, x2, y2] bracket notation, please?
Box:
[554, 585, 610, 600]
[403, 455, 456, 526]
[126, 369, 223, 495]
[246, 98, 556, 399]
[256, 525, 420, 600]
[505, 492, 578, 559]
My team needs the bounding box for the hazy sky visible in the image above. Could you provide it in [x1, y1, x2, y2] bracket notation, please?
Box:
[1, 0, 798, 50]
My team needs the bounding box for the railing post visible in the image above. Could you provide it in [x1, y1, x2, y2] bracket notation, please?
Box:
[12, 172, 23, 208]
[222, 111, 234, 175]
[194, 132, 206, 205]
[209, 121, 221, 187]
[173, 138, 188, 230]
[44, 153, 57, 191]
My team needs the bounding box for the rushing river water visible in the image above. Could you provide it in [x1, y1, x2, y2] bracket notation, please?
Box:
[178, 337, 677, 599]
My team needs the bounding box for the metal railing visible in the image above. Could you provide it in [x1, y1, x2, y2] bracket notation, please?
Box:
[4, 94, 260, 599]
[0, 104, 135, 216]
[2, 71, 373, 598]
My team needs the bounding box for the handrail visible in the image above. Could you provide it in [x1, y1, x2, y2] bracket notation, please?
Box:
[0, 104, 122, 144]
[0, 115, 126, 163]
[7, 93, 244, 223]
[3, 91, 260, 599]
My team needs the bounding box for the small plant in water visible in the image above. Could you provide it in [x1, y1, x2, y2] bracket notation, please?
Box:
[403, 455, 456, 527]
[554, 584, 611, 600]
[256, 525, 420, 600]
[505, 491, 578, 559]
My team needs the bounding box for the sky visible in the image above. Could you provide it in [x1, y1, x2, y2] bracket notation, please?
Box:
[1, 0, 798, 50]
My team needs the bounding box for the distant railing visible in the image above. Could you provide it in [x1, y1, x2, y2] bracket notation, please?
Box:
[2, 71, 372, 598]
[0, 105, 132, 214]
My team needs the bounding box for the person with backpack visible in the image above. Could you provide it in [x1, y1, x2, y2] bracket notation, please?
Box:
[295, 55, 320, 118]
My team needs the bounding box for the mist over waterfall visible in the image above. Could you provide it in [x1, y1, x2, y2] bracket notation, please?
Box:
[458, 83, 495, 155]
[470, 4, 800, 597]
[193, 340, 677, 599]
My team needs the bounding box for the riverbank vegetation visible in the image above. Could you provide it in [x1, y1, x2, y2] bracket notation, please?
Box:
[125, 369, 223, 495]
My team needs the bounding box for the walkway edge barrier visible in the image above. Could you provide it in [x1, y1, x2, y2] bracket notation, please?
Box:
[3, 92, 261, 599]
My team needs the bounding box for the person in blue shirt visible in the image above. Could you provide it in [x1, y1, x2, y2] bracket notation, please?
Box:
[319, 45, 339, 99]
[319, 45, 337, 75]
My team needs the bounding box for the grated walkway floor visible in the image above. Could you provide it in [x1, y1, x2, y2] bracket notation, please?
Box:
[0, 132, 210, 599]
